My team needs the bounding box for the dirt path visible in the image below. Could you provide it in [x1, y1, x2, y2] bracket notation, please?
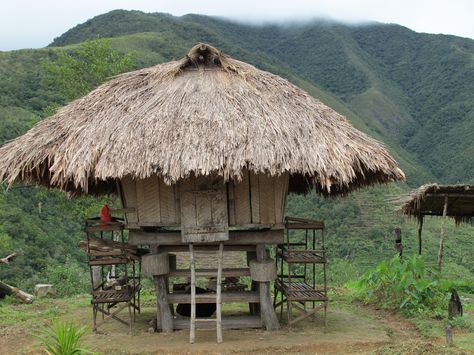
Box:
[1, 298, 464, 354]
[0, 298, 466, 355]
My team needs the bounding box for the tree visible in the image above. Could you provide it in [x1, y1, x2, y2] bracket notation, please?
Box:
[42, 38, 134, 103]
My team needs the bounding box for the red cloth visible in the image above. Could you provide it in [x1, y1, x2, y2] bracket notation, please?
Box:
[100, 204, 112, 222]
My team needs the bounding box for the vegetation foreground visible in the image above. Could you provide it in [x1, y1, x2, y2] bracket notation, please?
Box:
[0, 286, 472, 354]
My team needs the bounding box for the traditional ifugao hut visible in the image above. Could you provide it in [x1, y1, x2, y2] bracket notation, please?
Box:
[0, 43, 405, 340]
[398, 183, 474, 270]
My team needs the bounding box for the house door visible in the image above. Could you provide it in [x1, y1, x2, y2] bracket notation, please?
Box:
[180, 175, 229, 243]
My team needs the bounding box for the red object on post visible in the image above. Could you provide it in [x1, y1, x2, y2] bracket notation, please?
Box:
[100, 204, 112, 223]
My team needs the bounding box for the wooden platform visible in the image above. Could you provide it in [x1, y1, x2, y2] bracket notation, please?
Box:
[278, 249, 326, 263]
[167, 291, 259, 304]
[275, 280, 327, 301]
[159, 315, 262, 330]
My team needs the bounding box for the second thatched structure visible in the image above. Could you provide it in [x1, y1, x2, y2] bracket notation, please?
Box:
[398, 183, 474, 271]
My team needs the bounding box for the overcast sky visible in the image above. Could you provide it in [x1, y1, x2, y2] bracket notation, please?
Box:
[1, 0, 473, 51]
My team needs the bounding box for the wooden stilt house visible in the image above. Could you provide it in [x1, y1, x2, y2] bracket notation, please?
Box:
[0, 43, 405, 336]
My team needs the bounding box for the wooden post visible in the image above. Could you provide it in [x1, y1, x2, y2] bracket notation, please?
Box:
[394, 227, 402, 258]
[154, 275, 173, 332]
[438, 195, 448, 272]
[417, 214, 424, 255]
[152, 246, 173, 333]
[247, 251, 260, 315]
[256, 245, 279, 330]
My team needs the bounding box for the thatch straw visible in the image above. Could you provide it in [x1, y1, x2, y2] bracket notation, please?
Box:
[398, 183, 474, 224]
[0, 43, 404, 195]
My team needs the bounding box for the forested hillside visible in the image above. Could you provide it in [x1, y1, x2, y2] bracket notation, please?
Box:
[0, 10, 473, 291]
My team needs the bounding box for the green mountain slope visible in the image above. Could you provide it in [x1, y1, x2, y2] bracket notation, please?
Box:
[52, 10, 474, 184]
[0, 10, 473, 290]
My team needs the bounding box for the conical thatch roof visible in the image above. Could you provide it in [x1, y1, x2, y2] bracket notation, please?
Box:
[0, 43, 404, 195]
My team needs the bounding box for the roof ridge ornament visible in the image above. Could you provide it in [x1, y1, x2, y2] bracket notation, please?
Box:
[182, 43, 238, 73]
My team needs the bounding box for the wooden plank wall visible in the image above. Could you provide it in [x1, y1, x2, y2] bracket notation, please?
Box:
[120, 175, 180, 227]
[120, 176, 138, 226]
[229, 171, 289, 226]
[121, 172, 289, 228]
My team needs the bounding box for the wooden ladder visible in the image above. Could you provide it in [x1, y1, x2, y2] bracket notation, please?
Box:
[189, 242, 224, 344]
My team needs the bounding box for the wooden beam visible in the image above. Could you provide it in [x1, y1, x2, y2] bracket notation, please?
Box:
[167, 291, 259, 304]
[163, 315, 262, 330]
[425, 193, 474, 198]
[129, 229, 284, 246]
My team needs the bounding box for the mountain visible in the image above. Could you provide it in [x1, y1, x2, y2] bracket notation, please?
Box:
[50, 10, 474, 185]
[0, 10, 473, 290]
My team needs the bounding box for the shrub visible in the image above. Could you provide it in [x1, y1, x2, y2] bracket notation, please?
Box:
[35, 320, 91, 355]
[348, 255, 449, 317]
[41, 257, 89, 297]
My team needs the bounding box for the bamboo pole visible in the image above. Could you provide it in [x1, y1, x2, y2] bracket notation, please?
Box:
[437, 195, 448, 272]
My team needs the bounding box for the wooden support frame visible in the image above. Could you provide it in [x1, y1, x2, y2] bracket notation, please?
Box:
[85, 218, 142, 334]
[93, 301, 133, 333]
[438, 195, 449, 272]
[274, 217, 328, 327]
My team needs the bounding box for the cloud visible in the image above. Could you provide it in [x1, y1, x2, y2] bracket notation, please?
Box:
[1, 0, 473, 51]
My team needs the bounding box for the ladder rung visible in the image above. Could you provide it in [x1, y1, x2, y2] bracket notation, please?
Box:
[195, 318, 217, 322]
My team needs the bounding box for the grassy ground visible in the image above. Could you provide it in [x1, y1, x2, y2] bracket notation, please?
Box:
[0, 289, 472, 354]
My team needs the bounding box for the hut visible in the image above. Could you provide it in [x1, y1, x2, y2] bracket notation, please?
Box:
[398, 183, 474, 270]
[0, 43, 405, 336]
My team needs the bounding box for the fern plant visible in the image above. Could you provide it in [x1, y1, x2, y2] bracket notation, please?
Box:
[35, 320, 91, 355]
[348, 255, 448, 316]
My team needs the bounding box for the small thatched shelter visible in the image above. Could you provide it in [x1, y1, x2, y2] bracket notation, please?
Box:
[0, 43, 405, 331]
[398, 183, 474, 270]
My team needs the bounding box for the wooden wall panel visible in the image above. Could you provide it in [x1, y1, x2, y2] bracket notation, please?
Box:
[233, 172, 252, 225]
[258, 174, 276, 224]
[120, 176, 138, 225]
[159, 180, 179, 225]
[136, 176, 161, 225]
[227, 182, 236, 225]
[249, 172, 260, 224]
[273, 173, 289, 223]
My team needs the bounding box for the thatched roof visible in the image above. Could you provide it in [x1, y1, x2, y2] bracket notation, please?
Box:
[0, 43, 404, 195]
[398, 183, 474, 224]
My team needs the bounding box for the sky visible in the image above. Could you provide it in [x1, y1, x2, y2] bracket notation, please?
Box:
[1, 0, 473, 51]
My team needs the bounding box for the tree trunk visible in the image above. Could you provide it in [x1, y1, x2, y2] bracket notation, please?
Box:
[0, 281, 34, 303]
[0, 253, 16, 264]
